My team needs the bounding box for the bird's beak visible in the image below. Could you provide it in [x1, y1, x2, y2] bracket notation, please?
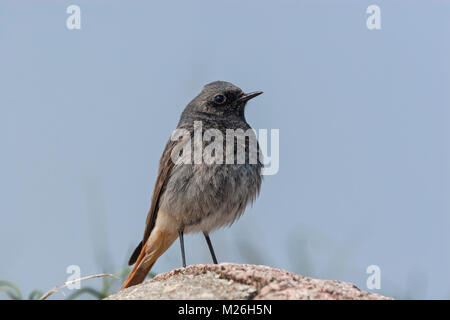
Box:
[237, 91, 263, 103]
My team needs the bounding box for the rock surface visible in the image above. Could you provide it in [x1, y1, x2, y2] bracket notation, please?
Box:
[106, 263, 391, 300]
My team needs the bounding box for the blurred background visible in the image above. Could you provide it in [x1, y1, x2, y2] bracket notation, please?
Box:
[1, 0, 449, 299]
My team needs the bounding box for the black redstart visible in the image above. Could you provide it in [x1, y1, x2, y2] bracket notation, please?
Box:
[122, 81, 263, 289]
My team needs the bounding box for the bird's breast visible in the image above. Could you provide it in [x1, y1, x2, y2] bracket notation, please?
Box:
[159, 161, 262, 233]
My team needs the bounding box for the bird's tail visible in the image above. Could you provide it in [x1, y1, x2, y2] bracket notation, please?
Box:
[121, 229, 178, 290]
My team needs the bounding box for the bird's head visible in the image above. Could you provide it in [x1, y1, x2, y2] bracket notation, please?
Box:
[182, 81, 263, 120]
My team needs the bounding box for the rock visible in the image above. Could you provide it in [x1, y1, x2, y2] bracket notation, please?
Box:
[105, 263, 391, 300]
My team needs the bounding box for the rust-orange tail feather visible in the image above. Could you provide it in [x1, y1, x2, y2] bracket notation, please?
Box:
[121, 229, 178, 290]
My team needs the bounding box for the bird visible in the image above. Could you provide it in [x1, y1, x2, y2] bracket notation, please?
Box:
[121, 81, 263, 289]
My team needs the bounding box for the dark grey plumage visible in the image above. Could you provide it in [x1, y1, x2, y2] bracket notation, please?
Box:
[159, 81, 263, 232]
[123, 81, 263, 288]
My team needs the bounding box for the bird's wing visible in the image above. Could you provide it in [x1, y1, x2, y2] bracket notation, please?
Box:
[128, 131, 192, 265]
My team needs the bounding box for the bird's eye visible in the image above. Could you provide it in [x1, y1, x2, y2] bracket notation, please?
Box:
[214, 94, 226, 105]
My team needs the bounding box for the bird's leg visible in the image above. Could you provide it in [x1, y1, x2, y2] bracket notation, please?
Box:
[179, 230, 186, 268]
[203, 232, 218, 264]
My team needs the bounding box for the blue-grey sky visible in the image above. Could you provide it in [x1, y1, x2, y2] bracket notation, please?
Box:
[1, 1, 449, 299]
